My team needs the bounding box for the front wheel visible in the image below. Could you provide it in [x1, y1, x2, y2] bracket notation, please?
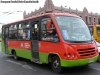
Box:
[51, 56, 64, 74]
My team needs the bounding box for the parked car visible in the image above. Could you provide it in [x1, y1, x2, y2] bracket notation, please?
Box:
[96, 41, 100, 62]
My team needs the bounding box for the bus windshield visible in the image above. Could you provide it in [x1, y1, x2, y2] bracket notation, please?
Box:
[55, 16, 93, 42]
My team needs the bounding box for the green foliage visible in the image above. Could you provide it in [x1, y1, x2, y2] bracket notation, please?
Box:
[0, 33, 2, 38]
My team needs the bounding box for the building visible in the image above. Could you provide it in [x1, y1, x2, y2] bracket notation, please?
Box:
[23, 0, 100, 25]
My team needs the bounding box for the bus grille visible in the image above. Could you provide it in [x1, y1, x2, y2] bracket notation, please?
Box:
[77, 48, 96, 57]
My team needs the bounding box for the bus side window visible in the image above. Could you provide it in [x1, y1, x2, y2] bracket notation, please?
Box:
[17, 22, 30, 40]
[22, 31, 26, 39]
[47, 23, 59, 42]
[9, 24, 17, 39]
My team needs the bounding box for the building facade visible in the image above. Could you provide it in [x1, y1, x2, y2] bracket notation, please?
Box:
[23, 0, 100, 25]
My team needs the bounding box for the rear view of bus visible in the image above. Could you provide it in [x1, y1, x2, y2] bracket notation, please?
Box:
[88, 25, 100, 42]
[46, 13, 99, 73]
[94, 25, 100, 42]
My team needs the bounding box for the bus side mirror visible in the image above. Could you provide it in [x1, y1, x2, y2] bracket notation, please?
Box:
[89, 28, 93, 35]
[47, 20, 52, 28]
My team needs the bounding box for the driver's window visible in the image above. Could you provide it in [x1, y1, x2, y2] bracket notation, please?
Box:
[41, 18, 59, 42]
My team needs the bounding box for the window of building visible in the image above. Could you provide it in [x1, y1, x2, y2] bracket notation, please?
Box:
[89, 17, 91, 22]
[85, 16, 88, 24]
[94, 18, 95, 22]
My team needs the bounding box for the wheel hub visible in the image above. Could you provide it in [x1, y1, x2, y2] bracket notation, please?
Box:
[53, 60, 59, 68]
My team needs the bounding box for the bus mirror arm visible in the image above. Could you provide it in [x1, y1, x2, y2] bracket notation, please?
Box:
[89, 28, 92, 36]
[90, 30, 92, 36]
[89, 28, 93, 42]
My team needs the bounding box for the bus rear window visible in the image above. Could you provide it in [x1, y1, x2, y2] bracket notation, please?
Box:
[97, 27, 100, 35]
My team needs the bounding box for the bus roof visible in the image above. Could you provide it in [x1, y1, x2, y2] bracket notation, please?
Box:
[88, 25, 94, 27]
[88, 25, 100, 27]
[95, 25, 100, 27]
[2, 13, 80, 26]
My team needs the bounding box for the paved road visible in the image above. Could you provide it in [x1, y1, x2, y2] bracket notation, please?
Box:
[0, 45, 100, 75]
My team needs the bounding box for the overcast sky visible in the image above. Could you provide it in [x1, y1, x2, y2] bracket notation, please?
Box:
[0, 0, 100, 28]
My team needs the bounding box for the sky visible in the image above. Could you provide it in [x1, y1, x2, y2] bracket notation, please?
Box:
[0, 0, 100, 29]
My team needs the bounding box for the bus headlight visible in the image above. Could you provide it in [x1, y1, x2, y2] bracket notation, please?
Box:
[67, 53, 76, 59]
[68, 53, 71, 58]
[72, 53, 75, 58]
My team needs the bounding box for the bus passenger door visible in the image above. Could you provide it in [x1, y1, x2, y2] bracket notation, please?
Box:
[4, 27, 9, 54]
[31, 21, 39, 63]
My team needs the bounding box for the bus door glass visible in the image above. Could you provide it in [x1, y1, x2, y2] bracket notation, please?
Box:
[31, 20, 39, 61]
[4, 27, 9, 54]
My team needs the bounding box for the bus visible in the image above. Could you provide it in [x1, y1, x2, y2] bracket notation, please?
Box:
[1, 13, 99, 73]
[88, 25, 100, 42]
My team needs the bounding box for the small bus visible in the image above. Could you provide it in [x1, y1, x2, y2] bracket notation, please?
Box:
[88, 25, 100, 42]
[1, 13, 99, 73]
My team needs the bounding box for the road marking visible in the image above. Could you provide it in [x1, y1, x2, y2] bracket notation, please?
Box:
[88, 66, 100, 71]
[6, 60, 22, 65]
[6, 60, 37, 71]
[22, 65, 35, 70]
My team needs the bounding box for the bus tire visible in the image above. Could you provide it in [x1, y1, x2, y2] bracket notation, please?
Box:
[13, 51, 18, 60]
[51, 56, 64, 74]
[97, 54, 100, 62]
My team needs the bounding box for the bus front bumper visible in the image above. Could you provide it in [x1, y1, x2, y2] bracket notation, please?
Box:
[61, 55, 99, 67]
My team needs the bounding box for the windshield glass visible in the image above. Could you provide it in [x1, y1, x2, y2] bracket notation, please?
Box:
[55, 16, 93, 42]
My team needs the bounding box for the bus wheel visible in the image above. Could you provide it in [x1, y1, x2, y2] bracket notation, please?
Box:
[51, 56, 63, 73]
[13, 51, 18, 60]
[97, 54, 100, 62]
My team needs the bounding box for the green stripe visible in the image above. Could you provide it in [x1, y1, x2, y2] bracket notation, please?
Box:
[8, 48, 32, 60]
[39, 52, 98, 67]
[1, 41, 32, 60]
[39, 52, 49, 64]
[1, 42, 5, 53]
[61, 55, 98, 67]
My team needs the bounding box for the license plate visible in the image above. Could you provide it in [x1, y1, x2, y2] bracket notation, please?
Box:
[88, 58, 94, 63]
